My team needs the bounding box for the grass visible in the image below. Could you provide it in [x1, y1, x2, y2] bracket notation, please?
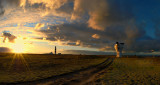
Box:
[101, 57, 160, 85]
[0, 53, 108, 83]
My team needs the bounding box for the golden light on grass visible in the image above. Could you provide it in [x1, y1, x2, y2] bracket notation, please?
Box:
[7, 37, 32, 72]
[8, 53, 31, 72]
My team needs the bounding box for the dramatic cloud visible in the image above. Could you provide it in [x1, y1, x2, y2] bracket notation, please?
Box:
[0, 0, 160, 54]
[37, 16, 159, 52]
[2, 32, 17, 43]
[71, 0, 135, 31]
[0, 0, 134, 30]
[38, 22, 146, 52]
[71, 0, 108, 31]
[0, 47, 12, 53]
[92, 34, 100, 39]
[0, 5, 4, 16]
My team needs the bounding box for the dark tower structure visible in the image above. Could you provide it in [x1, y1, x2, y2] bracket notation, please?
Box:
[55, 46, 56, 55]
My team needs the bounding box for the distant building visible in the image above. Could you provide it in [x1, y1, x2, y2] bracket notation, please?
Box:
[49, 52, 53, 54]
[58, 53, 61, 55]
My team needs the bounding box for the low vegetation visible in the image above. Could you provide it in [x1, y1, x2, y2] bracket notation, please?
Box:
[0, 53, 108, 83]
[101, 57, 160, 85]
[1, 54, 159, 84]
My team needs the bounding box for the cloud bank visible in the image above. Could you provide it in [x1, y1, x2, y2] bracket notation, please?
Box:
[2, 32, 17, 43]
[0, 0, 160, 53]
[0, 47, 12, 53]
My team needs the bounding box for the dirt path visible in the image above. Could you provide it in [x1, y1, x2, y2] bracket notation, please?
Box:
[1, 58, 114, 85]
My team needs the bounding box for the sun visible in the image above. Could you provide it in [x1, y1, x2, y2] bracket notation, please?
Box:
[10, 38, 25, 53]
[12, 43, 24, 53]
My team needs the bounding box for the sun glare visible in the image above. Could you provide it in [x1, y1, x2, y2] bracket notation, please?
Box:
[12, 43, 24, 53]
[10, 38, 25, 53]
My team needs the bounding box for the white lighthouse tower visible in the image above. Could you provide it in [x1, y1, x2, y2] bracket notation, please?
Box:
[114, 42, 124, 57]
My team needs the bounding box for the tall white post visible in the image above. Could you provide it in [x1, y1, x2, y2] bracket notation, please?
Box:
[114, 42, 124, 57]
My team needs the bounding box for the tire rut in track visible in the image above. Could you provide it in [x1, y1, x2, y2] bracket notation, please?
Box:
[1, 58, 114, 85]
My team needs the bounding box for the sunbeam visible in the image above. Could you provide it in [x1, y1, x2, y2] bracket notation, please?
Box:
[8, 53, 31, 72]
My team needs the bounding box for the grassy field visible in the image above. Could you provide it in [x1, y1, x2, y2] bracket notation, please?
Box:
[1, 54, 160, 85]
[0, 53, 108, 83]
[101, 57, 160, 85]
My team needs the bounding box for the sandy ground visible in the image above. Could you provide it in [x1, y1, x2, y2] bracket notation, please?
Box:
[1, 57, 114, 85]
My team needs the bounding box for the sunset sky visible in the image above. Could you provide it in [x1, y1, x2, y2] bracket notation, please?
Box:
[0, 0, 160, 54]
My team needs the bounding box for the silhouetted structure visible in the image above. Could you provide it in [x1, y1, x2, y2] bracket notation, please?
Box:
[114, 42, 124, 57]
[58, 53, 61, 55]
[49, 52, 53, 54]
[55, 46, 56, 55]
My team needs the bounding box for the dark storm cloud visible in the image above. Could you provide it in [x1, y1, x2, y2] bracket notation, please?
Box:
[56, 1, 74, 15]
[2, 0, 20, 5]
[0, 0, 5, 16]
[0, 0, 20, 10]
[130, 39, 160, 52]
[0, 0, 152, 52]
[71, 0, 135, 31]
[37, 0, 160, 52]
[0, 47, 12, 53]
[153, 17, 160, 38]
[0, 0, 160, 53]
[38, 21, 146, 52]
[38, 23, 111, 48]
[2, 32, 17, 43]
